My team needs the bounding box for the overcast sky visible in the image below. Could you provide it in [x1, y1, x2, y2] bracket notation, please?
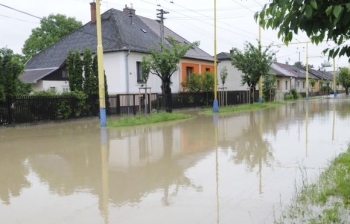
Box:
[1, 0, 349, 69]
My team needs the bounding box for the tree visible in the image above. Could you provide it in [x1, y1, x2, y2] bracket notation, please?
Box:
[141, 36, 199, 112]
[337, 67, 350, 95]
[67, 49, 83, 92]
[256, 1, 350, 60]
[83, 48, 93, 95]
[320, 60, 332, 71]
[262, 74, 277, 102]
[0, 47, 31, 102]
[310, 78, 316, 96]
[181, 73, 202, 92]
[23, 14, 82, 59]
[220, 66, 228, 87]
[231, 41, 274, 103]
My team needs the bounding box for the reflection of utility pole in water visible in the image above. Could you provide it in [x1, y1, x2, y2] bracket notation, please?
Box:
[305, 102, 309, 156]
[213, 114, 219, 224]
[332, 101, 336, 141]
[100, 127, 109, 224]
[258, 113, 263, 195]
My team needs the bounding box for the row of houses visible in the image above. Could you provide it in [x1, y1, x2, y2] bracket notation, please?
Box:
[19, 3, 338, 100]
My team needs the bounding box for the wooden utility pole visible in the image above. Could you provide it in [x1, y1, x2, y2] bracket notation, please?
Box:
[156, 9, 168, 48]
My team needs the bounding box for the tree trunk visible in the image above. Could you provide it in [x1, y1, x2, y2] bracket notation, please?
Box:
[250, 87, 255, 104]
[164, 77, 172, 113]
[346, 87, 349, 95]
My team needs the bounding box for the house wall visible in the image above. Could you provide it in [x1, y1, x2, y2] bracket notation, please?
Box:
[104, 51, 179, 94]
[217, 60, 249, 91]
[180, 58, 214, 91]
[32, 80, 69, 93]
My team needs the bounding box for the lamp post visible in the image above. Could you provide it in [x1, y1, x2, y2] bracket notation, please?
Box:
[333, 58, 337, 98]
[96, 0, 107, 127]
[212, 0, 219, 112]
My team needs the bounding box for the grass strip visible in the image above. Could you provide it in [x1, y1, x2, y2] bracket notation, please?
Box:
[201, 101, 285, 115]
[107, 112, 194, 127]
[275, 145, 350, 223]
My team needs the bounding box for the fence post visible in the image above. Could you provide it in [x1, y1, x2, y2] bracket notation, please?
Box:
[116, 94, 120, 115]
[133, 94, 136, 115]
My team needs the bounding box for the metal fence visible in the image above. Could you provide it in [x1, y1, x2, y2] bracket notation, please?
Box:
[0, 91, 257, 126]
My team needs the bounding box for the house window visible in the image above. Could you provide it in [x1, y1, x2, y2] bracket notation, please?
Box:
[285, 81, 288, 90]
[205, 68, 210, 72]
[297, 81, 300, 88]
[62, 69, 68, 78]
[303, 81, 305, 89]
[277, 80, 280, 90]
[63, 87, 69, 92]
[50, 87, 56, 91]
[136, 61, 144, 83]
[186, 66, 193, 79]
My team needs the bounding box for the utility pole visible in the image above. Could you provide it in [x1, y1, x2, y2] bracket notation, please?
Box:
[157, 9, 168, 48]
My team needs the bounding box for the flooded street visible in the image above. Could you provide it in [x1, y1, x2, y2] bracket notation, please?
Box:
[1, 98, 350, 224]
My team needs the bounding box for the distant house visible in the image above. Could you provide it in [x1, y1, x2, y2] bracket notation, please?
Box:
[216, 52, 249, 91]
[20, 4, 213, 94]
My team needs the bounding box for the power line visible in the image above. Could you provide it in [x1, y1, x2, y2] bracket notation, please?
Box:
[0, 14, 40, 24]
[0, 3, 42, 19]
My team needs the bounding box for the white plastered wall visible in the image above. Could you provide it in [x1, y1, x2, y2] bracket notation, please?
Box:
[217, 60, 249, 91]
[104, 51, 180, 94]
[32, 80, 69, 93]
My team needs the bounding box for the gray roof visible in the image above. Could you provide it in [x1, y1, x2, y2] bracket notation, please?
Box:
[216, 52, 230, 61]
[19, 68, 58, 83]
[25, 8, 213, 72]
[271, 63, 297, 77]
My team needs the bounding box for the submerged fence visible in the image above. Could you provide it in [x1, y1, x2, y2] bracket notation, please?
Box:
[0, 90, 256, 126]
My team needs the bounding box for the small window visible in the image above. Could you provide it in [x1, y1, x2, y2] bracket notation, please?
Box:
[137, 61, 144, 83]
[141, 28, 147, 33]
[50, 87, 56, 91]
[205, 68, 210, 72]
[186, 66, 193, 79]
[277, 80, 280, 90]
[62, 69, 68, 78]
[285, 81, 288, 90]
[63, 87, 69, 92]
[303, 81, 305, 89]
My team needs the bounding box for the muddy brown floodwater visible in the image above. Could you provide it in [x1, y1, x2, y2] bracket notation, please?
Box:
[0, 97, 349, 224]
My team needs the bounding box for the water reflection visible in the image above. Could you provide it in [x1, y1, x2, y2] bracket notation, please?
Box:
[0, 98, 350, 223]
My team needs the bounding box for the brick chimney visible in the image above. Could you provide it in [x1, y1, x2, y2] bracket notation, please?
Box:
[90, 2, 96, 23]
[123, 4, 136, 16]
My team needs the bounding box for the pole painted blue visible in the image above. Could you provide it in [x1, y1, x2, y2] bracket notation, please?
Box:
[213, 99, 219, 113]
[258, 97, 263, 103]
[334, 91, 337, 98]
[100, 108, 106, 127]
[306, 93, 309, 100]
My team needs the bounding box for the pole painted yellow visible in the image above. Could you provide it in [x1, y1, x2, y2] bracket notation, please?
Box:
[212, 0, 219, 112]
[333, 58, 337, 97]
[305, 42, 309, 99]
[258, 15, 262, 103]
[96, 0, 106, 126]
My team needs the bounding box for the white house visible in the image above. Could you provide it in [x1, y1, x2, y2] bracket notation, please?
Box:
[20, 3, 213, 94]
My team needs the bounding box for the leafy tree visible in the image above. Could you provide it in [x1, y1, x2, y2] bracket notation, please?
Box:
[310, 78, 316, 96]
[231, 41, 273, 103]
[337, 67, 350, 95]
[181, 73, 202, 92]
[256, 1, 350, 59]
[262, 74, 276, 102]
[0, 48, 31, 101]
[220, 66, 228, 87]
[141, 36, 199, 112]
[91, 55, 99, 95]
[23, 14, 82, 59]
[83, 48, 93, 95]
[320, 60, 332, 71]
[202, 71, 214, 92]
[67, 49, 83, 92]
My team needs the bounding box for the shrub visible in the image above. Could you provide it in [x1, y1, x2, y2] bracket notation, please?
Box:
[284, 94, 293, 100]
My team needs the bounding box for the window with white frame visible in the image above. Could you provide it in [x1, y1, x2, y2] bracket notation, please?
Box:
[285, 81, 288, 90]
[136, 61, 144, 83]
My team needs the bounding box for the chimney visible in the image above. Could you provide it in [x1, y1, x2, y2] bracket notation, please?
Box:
[90, 2, 96, 23]
[123, 4, 136, 16]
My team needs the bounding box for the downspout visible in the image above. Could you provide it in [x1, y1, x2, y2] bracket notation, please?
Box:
[126, 49, 130, 108]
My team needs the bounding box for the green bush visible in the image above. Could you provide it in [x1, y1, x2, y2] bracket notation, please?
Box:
[284, 94, 293, 100]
